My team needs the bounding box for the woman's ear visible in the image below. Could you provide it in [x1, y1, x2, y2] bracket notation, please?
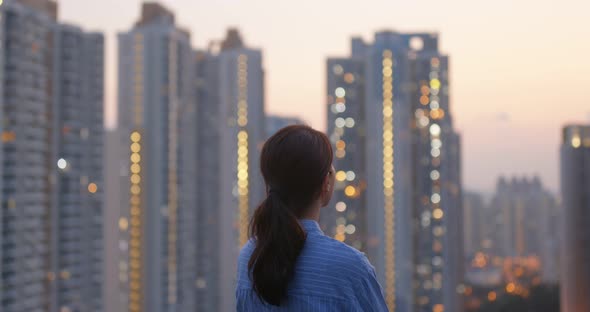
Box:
[321, 166, 335, 206]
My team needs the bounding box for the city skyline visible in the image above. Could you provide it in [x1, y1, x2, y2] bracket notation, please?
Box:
[0, 1, 581, 312]
[56, 0, 590, 192]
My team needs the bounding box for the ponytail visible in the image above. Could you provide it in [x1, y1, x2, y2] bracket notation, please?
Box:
[248, 191, 306, 306]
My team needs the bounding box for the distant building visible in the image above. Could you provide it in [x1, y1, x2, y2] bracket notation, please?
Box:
[266, 115, 304, 138]
[463, 192, 490, 256]
[322, 31, 463, 312]
[0, 2, 54, 310]
[489, 176, 559, 282]
[117, 3, 196, 311]
[194, 28, 266, 312]
[50, 22, 105, 312]
[103, 129, 123, 312]
[560, 125, 590, 312]
[1, 1, 105, 311]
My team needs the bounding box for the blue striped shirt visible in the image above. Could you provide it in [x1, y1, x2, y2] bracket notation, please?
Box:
[236, 219, 389, 311]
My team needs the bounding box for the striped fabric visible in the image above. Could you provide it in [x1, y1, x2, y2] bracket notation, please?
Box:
[236, 219, 388, 311]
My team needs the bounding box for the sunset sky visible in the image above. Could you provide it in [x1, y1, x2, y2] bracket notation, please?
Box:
[59, 0, 590, 192]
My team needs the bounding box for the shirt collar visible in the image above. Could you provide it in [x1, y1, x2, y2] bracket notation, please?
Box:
[300, 219, 324, 235]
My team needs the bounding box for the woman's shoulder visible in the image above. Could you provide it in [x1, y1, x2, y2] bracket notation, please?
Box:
[308, 235, 374, 277]
[239, 239, 255, 257]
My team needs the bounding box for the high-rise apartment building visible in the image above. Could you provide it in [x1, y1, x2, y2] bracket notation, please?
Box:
[0, 2, 53, 310]
[117, 3, 196, 311]
[194, 28, 266, 312]
[322, 31, 463, 312]
[1, 1, 105, 311]
[322, 54, 367, 254]
[560, 125, 590, 312]
[463, 192, 489, 256]
[49, 23, 104, 312]
[489, 176, 559, 281]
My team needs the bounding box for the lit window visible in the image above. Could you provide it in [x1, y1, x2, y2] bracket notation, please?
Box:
[131, 143, 141, 153]
[431, 148, 441, 157]
[335, 202, 347, 212]
[488, 291, 497, 301]
[119, 218, 129, 231]
[420, 96, 429, 105]
[433, 208, 444, 219]
[335, 149, 346, 158]
[456, 284, 466, 294]
[433, 226, 444, 237]
[506, 282, 516, 293]
[47, 272, 56, 281]
[430, 124, 441, 136]
[430, 170, 440, 181]
[335, 103, 346, 113]
[130, 132, 141, 142]
[60, 271, 71, 280]
[335, 171, 347, 182]
[335, 87, 346, 98]
[572, 135, 581, 148]
[432, 256, 443, 267]
[431, 139, 442, 149]
[346, 171, 356, 181]
[418, 116, 430, 128]
[410, 36, 424, 51]
[345, 224, 356, 234]
[335, 118, 345, 128]
[333, 65, 343, 75]
[344, 73, 355, 83]
[1, 131, 15, 142]
[57, 158, 68, 170]
[88, 183, 98, 194]
[433, 304, 444, 312]
[344, 185, 356, 197]
[345, 117, 355, 128]
[336, 140, 346, 150]
[430, 79, 441, 89]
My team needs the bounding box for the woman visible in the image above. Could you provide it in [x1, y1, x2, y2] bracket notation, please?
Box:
[236, 125, 388, 311]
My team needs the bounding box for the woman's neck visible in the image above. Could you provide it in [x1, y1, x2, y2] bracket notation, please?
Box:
[301, 201, 321, 221]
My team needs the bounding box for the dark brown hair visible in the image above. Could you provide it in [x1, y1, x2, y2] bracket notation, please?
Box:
[248, 125, 333, 306]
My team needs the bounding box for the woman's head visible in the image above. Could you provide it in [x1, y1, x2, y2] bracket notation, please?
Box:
[260, 125, 334, 210]
[249, 125, 334, 306]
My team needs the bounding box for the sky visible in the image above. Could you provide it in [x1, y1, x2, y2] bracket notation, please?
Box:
[59, 0, 590, 193]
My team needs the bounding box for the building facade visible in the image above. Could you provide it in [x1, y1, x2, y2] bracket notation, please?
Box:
[117, 3, 196, 312]
[560, 125, 590, 312]
[489, 176, 559, 282]
[0, 2, 53, 310]
[1, 1, 105, 311]
[49, 23, 104, 312]
[194, 29, 266, 312]
[322, 31, 463, 312]
[462, 192, 489, 257]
